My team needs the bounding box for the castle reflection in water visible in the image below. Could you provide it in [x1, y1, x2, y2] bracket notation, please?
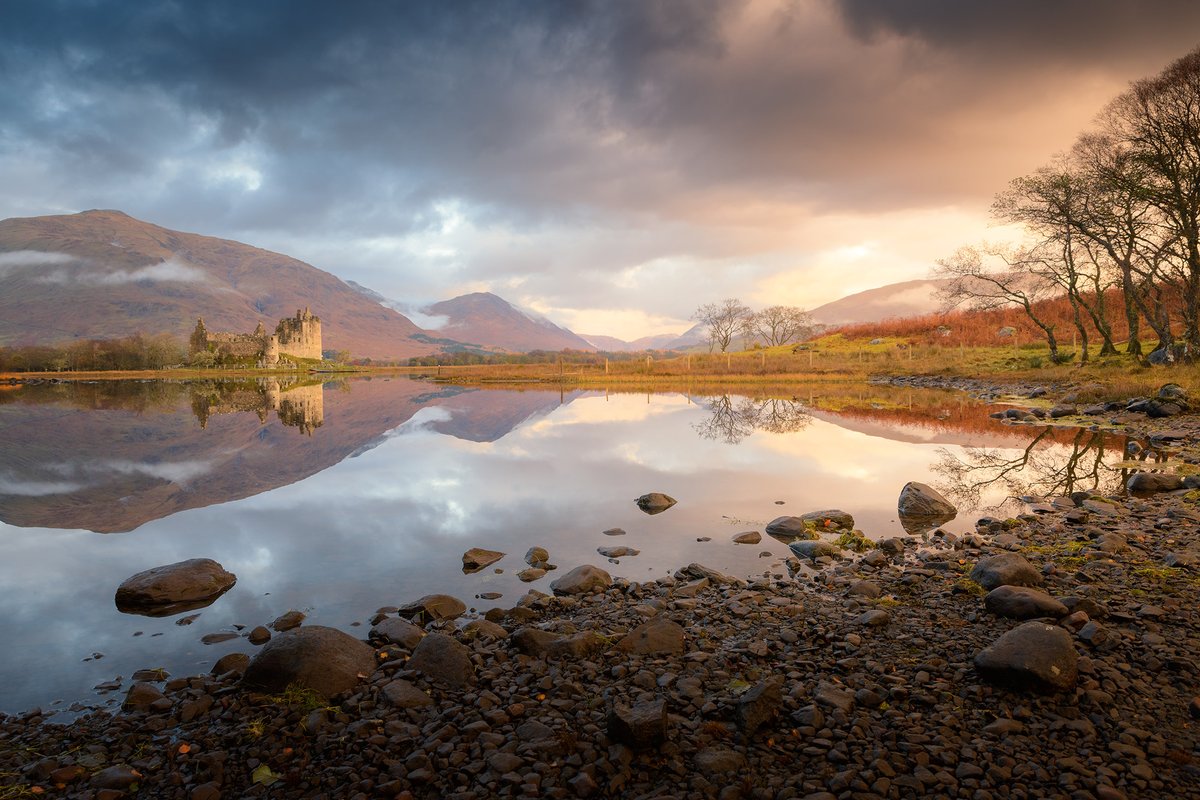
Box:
[190, 378, 324, 434]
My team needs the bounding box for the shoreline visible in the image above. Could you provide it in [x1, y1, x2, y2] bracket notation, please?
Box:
[3, 385, 1200, 799]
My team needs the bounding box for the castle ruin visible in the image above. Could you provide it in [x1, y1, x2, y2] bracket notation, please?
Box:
[190, 308, 322, 368]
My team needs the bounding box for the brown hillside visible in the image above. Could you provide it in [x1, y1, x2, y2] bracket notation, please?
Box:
[0, 210, 435, 360]
[427, 292, 595, 353]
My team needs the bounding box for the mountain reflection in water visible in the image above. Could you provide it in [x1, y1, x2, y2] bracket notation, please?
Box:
[0, 378, 1162, 714]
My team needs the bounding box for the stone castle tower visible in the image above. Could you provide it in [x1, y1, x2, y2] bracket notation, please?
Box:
[274, 307, 322, 361]
[189, 308, 322, 367]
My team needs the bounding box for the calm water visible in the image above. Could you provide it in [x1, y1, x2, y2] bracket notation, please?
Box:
[0, 377, 1134, 715]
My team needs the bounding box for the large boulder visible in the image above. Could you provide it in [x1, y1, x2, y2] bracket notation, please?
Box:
[984, 586, 1068, 620]
[1127, 473, 1185, 493]
[764, 516, 818, 542]
[897, 482, 957, 532]
[635, 492, 677, 514]
[974, 622, 1078, 692]
[766, 509, 854, 542]
[970, 553, 1042, 590]
[242, 626, 377, 699]
[550, 565, 612, 595]
[115, 558, 236, 616]
[397, 594, 466, 622]
[616, 617, 685, 656]
[370, 617, 425, 649]
[462, 548, 505, 573]
[789, 540, 843, 561]
[510, 628, 606, 659]
[407, 632, 475, 689]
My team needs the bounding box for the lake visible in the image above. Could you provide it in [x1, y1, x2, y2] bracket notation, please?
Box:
[0, 376, 1135, 715]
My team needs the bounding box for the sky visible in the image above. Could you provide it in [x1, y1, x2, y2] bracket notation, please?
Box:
[2, 1, 1199, 340]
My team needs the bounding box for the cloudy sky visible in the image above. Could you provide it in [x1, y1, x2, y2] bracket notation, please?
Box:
[2, 1, 1198, 338]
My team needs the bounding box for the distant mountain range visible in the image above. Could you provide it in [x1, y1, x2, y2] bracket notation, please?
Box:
[0, 209, 951, 359]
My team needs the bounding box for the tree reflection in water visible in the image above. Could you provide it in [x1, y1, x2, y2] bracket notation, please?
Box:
[692, 395, 811, 444]
[928, 427, 1152, 511]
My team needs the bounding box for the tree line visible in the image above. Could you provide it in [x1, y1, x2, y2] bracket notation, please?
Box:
[938, 46, 1200, 364]
[0, 333, 185, 372]
[692, 300, 813, 352]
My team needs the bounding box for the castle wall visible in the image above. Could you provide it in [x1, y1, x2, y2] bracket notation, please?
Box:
[275, 309, 322, 360]
[208, 332, 269, 359]
[189, 308, 321, 366]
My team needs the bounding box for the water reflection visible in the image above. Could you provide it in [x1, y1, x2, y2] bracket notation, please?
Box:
[692, 395, 811, 444]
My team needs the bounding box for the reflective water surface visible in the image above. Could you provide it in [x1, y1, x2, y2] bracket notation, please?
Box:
[0, 377, 1140, 714]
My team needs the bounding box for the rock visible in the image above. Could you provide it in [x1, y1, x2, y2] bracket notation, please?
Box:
[242, 626, 377, 699]
[735, 676, 783, 735]
[616, 617, 685, 655]
[550, 564, 613, 595]
[407, 632, 475, 689]
[814, 682, 855, 713]
[984, 586, 1068, 619]
[607, 699, 667, 749]
[517, 567, 547, 582]
[114, 558, 236, 615]
[511, 628, 607, 659]
[525, 546, 549, 566]
[765, 516, 818, 541]
[462, 548, 505, 573]
[1127, 472, 1185, 493]
[732, 531, 761, 544]
[201, 632, 239, 644]
[397, 594, 466, 622]
[370, 617, 425, 649]
[271, 609, 306, 631]
[635, 492, 677, 514]
[676, 563, 740, 584]
[857, 609, 891, 627]
[970, 553, 1042, 590]
[695, 747, 747, 774]
[861, 550, 888, 567]
[1048, 404, 1077, 418]
[1159, 382, 1188, 400]
[974, 621, 1078, 692]
[91, 765, 142, 791]
[602, 528, 626, 536]
[902, 482, 955, 525]
[1145, 399, 1184, 418]
[788, 540, 843, 561]
[122, 682, 166, 711]
[847, 580, 881, 598]
[211, 652, 250, 676]
[462, 619, 508, 640]
[248, 625, 271, 645]
[382, 679, 433, 709]
[597, 546, 640, 558]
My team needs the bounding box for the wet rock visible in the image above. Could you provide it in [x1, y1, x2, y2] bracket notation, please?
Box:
[607, 699, 667, 749]
[788, 540, 842, 561]
[974, 621, 1078, 692]
[597, 546, 640, 558]
[970, 553, 1042, 590]
[242, 625, 377, 699]
[248, 626, 271, 645]
[517, 567, 547, 582]
[211, 652, 249, 676]
[735, 676, 783, 736]
[201, 632, 239, 645]
[732, 531, 761, 544]
[897, 481, 957, 521]
[397, 594, 466, 622]
[114, 558, 236, 615]
[370, 617, 425, 649]
[525, 546, 549, 566]
[462, 619, 508, 640]
[382, 679, 434, 709]
[676, 563, 740, 584]
[616, 617, 685, 655]
[270, 609, 306, 631]
[635, 492, 677, 514]
[602, 528, 626, 536]
[122, 682, 166, 712]
[91, 765, 141, 791]
[767, 510, 854, 541]
[408, 632, 475, 688]
[1127, 472, 1185, 493]
[984, 586, 1068, 619]
[550, 564, 613, 595]
[462, 548, 505, 573]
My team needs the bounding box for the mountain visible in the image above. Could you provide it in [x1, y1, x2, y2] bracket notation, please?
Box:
[808, 278, 950, 326]
[424, 292, 595, 352]
[0, 210, 436, 360]
[581, 322, 707, 352]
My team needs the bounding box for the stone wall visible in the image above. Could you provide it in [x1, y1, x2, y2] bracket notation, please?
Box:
[189, 310, 322, 367]
[275, 308, 322, 361]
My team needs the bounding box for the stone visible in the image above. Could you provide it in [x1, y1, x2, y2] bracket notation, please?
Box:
[635, 492, 677, 514]
[242, 625, 377, 699]
[211, 652, 250, 676]
[550, 565, 613, 595]
[407, 632, 475, 689]
[788, 540, 843, 561]
[248, 625, 271, 645]
[597, 546, 640, 558]
[1048, 404, 1077, 418]
[397, 594, 466, 622]
[676, 563, 740, 584]
[617, 617, 685, 655]
[897, 481, 957, 531]
[814, 682, 855, 713]
[381, 679, 433, 709]
[602, 528, 626, 536]
[462, 619, 508, 640]
[695, 747, 747, 774]
[91, 765, 142, 791]
[114, 558, 236, 615]
[122, 682, 166, 712]
[517, 567, 547, 582]
[607, 699, 667, 749]
[974, 621, 1079, 692]
[847, 580, 881, 598]
[1145, 399, 1183, 418]
[511, 628, 606, 659]
[732, 530, 761, 544]
[1127, 472, 1185, 493]
[271, 609, 306, 631]
[1159, 382, 1188, 400]
[970, 553, 1042, 590]
[857, 609, 891, 627]
[735, 676, 783, 735]
[462, 548, 505, 573]
[370, 617, 425, 649]
[984, 586, 1068, 620]
[525, 546, 549, 566]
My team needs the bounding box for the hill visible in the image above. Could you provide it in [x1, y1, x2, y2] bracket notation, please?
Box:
[424, 292, 595, 353]
[581, 322, 707, 352]
[0, 210, 436, 360]
[808, 278, 950, 326]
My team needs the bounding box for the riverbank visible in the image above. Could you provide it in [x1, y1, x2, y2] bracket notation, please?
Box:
[3, 386, 1200, 800]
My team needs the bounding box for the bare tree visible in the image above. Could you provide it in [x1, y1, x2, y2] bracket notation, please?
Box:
[745, 306, 813, 347]
[693, 298, 752, 353]
[935, 245, 1064, 360]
